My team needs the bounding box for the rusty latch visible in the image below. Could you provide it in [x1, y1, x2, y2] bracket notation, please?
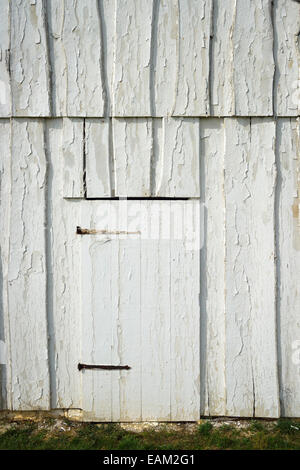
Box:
[78, 363, 131, 371]
[76, 226, 140, 235]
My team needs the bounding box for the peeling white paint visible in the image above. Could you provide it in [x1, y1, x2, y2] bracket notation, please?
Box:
[0, 0, 300, 421]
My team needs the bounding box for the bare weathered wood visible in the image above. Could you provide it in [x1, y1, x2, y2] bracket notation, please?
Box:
[274, 0, 300, 116]
[10, 0, 51, 116]
[8, 119, 50, 410]
[277, 118, 300, 417]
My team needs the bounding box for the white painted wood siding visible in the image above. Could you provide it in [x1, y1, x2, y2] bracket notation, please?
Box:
[7, 119, 50, 410]
[0, 0, 298, 117]
[1, 0, 300, 420]
[277, 118, 300, 417]
[80, 200, 200, 421]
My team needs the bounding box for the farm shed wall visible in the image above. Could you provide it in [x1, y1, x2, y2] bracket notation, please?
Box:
[0, 0, 299, 420]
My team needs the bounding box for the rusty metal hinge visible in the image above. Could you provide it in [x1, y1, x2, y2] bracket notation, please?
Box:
[76, 226, 140, 235]
[78, 363, 131, 371]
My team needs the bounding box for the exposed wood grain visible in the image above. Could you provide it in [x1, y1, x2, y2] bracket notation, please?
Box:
[10, 0, 51, 116]
[7, 119, 50, 410]
[277, 118, 300, 417]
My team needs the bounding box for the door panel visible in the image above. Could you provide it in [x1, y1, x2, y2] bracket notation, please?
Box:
[80, 200, 200, 421]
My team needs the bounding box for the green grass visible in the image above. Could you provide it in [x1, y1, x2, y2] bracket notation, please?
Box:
[0, 419, 300, 450]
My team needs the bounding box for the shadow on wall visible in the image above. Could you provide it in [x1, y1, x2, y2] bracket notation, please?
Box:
[0, 248, 7, 410]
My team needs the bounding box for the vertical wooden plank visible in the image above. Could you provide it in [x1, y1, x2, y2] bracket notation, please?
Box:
[277, 118, 300, 416]
[141, 201, 171, 420]
[85, 119, 111, 198]
[224, 118, 255, 416]
[211, 0, 274, 116]
[113, 118, 152, 197]
[118, 201, 142, 421]
[48, 0, 104, 116]
[274, 0, 300, 116]
[63, 0, 104, 116]
[114, 0, 152, 116]
[201, 119, 226, 416]
[10, 0, 51, 116]
[155, 117, 200, 197]
[110, 204, 121, 422]
[101, 0, 117, 116]
[81, 203, 114, 420]
[8, 119, 50, 410]
[233, 0, 274, 116]
[210, 0, 235, 116]
[172, 0, 212, 116]
[0, 120, 11, 409]
[46, 118, 82, 410]
[62, 118, 84, 198]
[170, 200, 200, 420]
[224, 118, 279, 417]
[46, 0, 66, 116]
[248, 118, 279, 417]
[153, 0, 212, 116]
[0, 0, 11, 117]
[154, 0, 178, 117]
[80, 201, 142, 421]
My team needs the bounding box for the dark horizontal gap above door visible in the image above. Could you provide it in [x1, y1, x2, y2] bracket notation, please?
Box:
[85, 197, 195, 201]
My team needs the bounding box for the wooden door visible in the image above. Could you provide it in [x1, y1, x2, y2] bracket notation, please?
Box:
[79, 200, 200, 421]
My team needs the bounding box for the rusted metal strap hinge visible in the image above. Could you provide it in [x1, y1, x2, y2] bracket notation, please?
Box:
[78, 363, 131, 371]
[76, 226, 140, 235]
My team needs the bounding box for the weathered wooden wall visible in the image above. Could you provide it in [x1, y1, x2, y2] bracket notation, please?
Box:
[0, 0, 299, 118]
[0, 0, 299, 420]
